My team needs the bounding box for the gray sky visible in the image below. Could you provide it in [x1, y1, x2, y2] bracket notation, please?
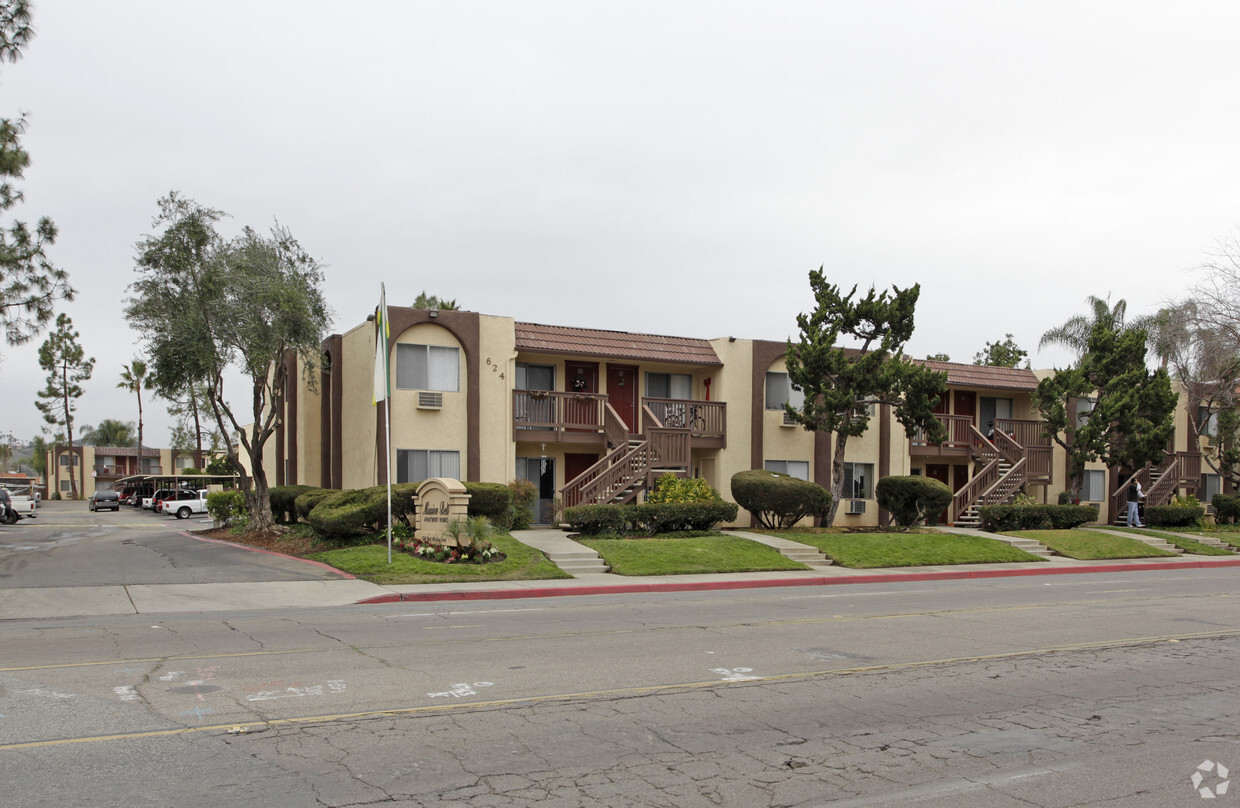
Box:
[3, 1, 1238, 449]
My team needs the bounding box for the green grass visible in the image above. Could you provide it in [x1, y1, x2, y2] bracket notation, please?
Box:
[764, 529, 1045, 568]
[1003, 529, 1177, 560]
[1090, 526, 1236, 556]
[310, 532, 572, 584]
[578, 535, 809, 576]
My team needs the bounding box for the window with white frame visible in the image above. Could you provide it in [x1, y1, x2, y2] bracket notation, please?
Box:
[396, 344, 460, 392]
[1080, 469, 1106, 502]
[516, 363, 555, 391]
[646, 372, 692, 400]
[843, 462, 874, 499]
[1198, 406, 1219, 440]
[765, 372, 805, 410]
[396, 449, 461, 483]
[764, 460, 809, 481]
[1201, 473, 1222, 504]
[1074, 397, 1095, 427]
[59, 480, 73, 491]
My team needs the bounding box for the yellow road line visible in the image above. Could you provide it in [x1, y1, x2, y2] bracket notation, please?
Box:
[2, 627, 1236, 751]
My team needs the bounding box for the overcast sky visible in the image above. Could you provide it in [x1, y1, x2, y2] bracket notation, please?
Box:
[3, 1, 1238, 450]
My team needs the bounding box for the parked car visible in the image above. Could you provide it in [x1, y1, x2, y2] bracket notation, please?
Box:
[0, 485, 38, 524]
[88, 490, 121, 512]
[162, 490, 209, 520]
[143, 488, 177, 510]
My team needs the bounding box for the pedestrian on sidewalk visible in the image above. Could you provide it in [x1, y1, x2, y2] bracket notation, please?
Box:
[1126, 481, 1144, 528]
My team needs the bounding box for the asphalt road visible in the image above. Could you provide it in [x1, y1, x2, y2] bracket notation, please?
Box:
[2, 566, 1239, 807]
[0, 500, 342, 587]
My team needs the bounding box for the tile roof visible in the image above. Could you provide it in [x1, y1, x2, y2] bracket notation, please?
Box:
[918, 359, 1040, 391]
[515, 322, 723, 366]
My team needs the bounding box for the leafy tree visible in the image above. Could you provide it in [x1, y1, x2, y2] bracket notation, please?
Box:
[0, 1, 74, 354]
[412, 290, 459, 310]
[784, 269, 948, 524]
[79, 418, 135, 446]
[117, 358, 153, 461]
[28, 433, 48, 479]
[924, 352, 951, 362]
[973, 333, 1029, 368]
[166, 382, 223, 460]
[34, 313, 94, 498]
[1032, 321, 1176, 499]
[125, 193, 332, 533]
[0, 441, 9, 471]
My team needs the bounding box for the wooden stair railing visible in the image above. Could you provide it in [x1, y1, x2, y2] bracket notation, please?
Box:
[951, 425, 1028, 523]
[560, 404, 691, 509]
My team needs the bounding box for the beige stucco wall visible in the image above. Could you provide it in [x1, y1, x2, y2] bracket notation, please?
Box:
[478, 315, 517, 484]
[386, 322, 469, 482]
[340, 320, 379, 488]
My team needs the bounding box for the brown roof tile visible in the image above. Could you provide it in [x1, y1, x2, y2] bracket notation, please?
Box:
[918, 359, 1040, 391]
[515, 322, 722, 366]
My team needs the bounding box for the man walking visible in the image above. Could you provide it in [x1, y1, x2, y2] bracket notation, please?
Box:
[1126, 481, 1144, 528]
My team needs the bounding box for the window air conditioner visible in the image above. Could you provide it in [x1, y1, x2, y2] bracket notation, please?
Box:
[781, 410, 797, 427]
[847, 499, 866, 514]
[417, 392, 443, 410]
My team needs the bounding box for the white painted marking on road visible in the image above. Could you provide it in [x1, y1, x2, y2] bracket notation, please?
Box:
[246, 679, 346, 702]
[710, 667, 759, 682]
[158, 671, 185, 682]
[428, 682, 494, 699]
[17, 687, 77, 700]
[112, 686, 139, 702]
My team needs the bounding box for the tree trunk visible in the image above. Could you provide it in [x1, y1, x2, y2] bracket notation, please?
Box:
[136, 388, 144, 475]
[62, 362, 78, 500]
[827, 432, 849, 526]
[191, 392, 203, 468]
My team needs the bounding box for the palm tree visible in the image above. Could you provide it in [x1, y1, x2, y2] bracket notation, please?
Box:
[78, 419, 136, 446]
[117, 359, 152, 473]
[412, 291, 460, 311]
[1038, 294, 1130, 357]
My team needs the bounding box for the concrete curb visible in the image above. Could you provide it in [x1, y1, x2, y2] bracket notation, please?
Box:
[354, 556, 1240, 604]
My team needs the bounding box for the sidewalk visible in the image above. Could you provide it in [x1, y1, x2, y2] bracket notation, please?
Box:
[3, 528, 1238, 620]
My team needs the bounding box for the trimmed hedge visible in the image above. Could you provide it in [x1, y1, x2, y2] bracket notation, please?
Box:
[978, 504, 1099, 532]
[307, 489, 387, 540]
[206, 490, 246, 525]
[295, 488, 341, 522]
[464, 482, 512, 525]
[1145, 504, 1204, 528]
[730, 469, 831, 529]
[565, 501, 740, 536]
[1212, 493, 1240, 525]
[269, 485, 316, 523]
[647, 474, 722, 504]
[875, 475, 953, 527]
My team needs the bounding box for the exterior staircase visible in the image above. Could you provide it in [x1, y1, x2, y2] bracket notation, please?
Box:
[951, 426, 1027, 528]
[560, 403, 692, 509]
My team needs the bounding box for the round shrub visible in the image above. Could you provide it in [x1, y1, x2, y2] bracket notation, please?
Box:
[206, 490, 246, 526]
[1212, 493, 1240, 525]
[730, 469, 831, 529]
[507, 478, 537, 530]
[875, 475, 953, 527]
[564, 504, 629, 536]
[269, 484, 315, 523]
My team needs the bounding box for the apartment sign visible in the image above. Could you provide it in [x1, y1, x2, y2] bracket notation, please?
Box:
[414, 478, 471, 544]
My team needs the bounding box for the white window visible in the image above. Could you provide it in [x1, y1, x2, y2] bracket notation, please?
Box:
[396, 344, 460, 392]
[1074, 397, 1095, 427]
[843, 462, 874, 499]
[1201, 473, 1222, 504]
[176, 455, 195, 470]
[1081, 469, 1106, 502]
[764, 460, 809, 481]
[396, 449, 461, 483]
[59, 480, 73, 491]
[765, 372, 805, 410]
[646, 372, 692, 400]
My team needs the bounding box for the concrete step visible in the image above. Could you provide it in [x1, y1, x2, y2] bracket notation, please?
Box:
[778, 548, 834, 566]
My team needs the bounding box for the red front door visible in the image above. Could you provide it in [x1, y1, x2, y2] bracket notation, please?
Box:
[926, 464, 950, 524]
[607, 364, 639, 433]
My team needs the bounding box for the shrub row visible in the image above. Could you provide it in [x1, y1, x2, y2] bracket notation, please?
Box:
[1145, 504, 1205, 527]
[564, 501, 739, 536]
[978, 504, 1099, 532]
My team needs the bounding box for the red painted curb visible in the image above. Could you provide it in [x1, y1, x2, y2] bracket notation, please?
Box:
[184, 531, 357, 579]
[354, 557, 1240, 604]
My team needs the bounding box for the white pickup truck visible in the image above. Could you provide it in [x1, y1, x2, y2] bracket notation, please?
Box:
[0, 485, 39, 524]
[161, 490, 210, 520]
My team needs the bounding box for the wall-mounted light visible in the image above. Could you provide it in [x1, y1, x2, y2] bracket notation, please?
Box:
[428, 308, 438, 319]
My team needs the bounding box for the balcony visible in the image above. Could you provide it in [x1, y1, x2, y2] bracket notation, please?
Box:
[909, 414, 973, 455]
[513, 391, 726, 448]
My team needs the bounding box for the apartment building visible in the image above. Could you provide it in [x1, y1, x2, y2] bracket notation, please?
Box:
[263, 305, 1211, 527]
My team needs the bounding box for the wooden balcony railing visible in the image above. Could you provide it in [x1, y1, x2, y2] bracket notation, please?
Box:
[513, 391, 608, 437]
[910, 414, 973, 449]
[644, 398, 726, 439]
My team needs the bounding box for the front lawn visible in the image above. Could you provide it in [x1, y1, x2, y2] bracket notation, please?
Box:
[310, 532, 572, 585]
[1090, 526, 1236, 556]
[764, 529, 1045, 568]
[1003, 530, 1177, 560]
[578, 534, 808, 576]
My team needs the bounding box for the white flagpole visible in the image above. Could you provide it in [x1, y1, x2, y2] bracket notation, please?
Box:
[374, 283, 394, 564]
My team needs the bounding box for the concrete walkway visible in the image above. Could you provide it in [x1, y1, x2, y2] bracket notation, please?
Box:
[2, 527, 1238, 620]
